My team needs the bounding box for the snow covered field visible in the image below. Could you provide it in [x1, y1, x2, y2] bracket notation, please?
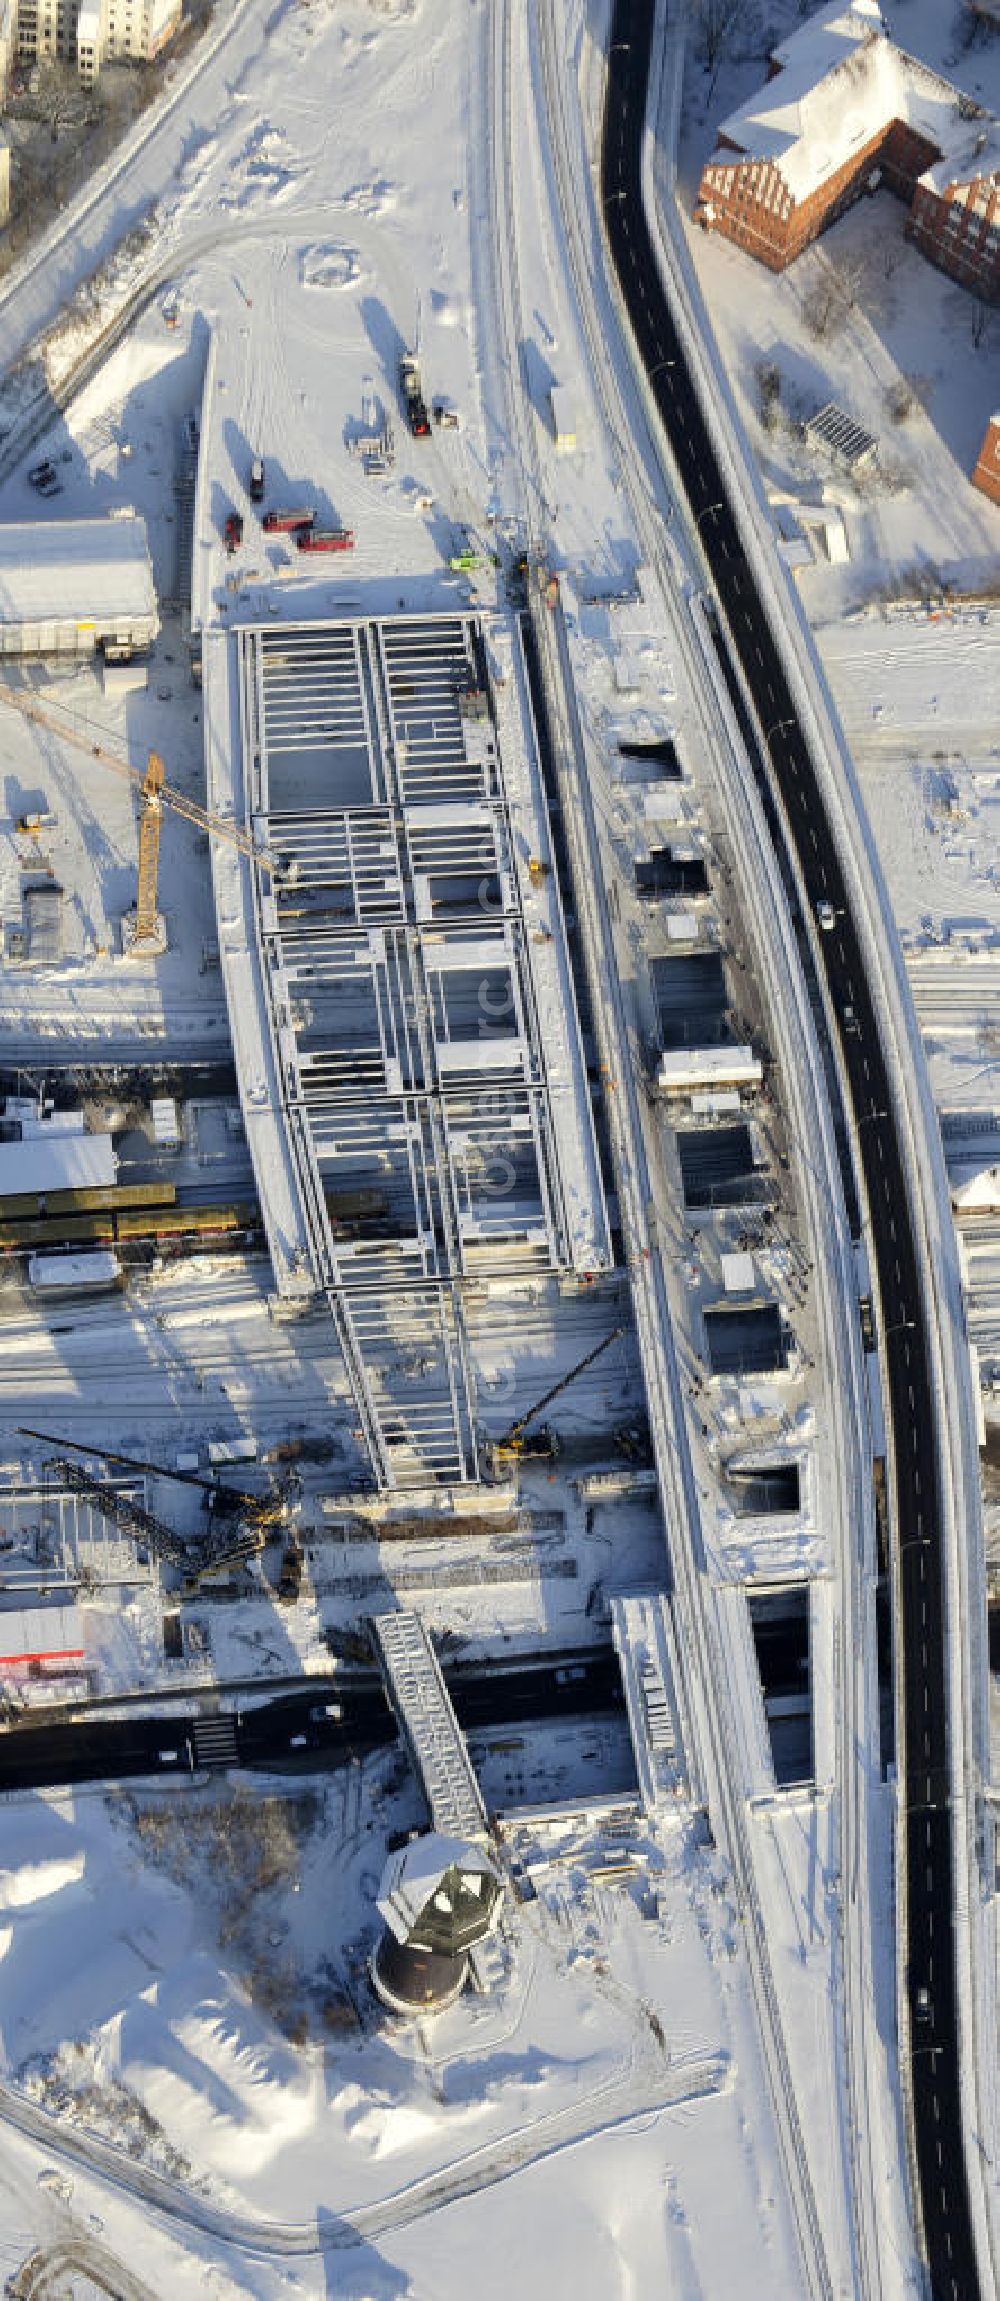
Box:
[0, 1773, 813, 2300]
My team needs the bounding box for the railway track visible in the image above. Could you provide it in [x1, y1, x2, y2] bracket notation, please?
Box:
[481, 3, 839, 2291]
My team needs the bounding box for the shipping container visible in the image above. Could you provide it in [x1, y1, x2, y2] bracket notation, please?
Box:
[296, 528, 355, 553]
[262, 507, 315, 534]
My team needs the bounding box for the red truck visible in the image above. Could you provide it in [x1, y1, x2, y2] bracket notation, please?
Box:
[263, 506, 314, 534]
[296, 528, 355, 554]
[224, 512, 243, 553]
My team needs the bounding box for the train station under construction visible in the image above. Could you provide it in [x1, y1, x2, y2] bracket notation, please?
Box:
[211, 609, 610, 1492]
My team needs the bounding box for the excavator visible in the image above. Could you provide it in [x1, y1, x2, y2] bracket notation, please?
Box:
[18, 1426, 294, 1589]
[484, 1325, 625, 1475]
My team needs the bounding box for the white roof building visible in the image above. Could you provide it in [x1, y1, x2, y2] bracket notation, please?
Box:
[27, 1249, 121, 1293]
[0, 1605, 85, 1667]
[0, 515, 158, 658]
[0, 1132, 116, 1201]
[550, 387, 577, 450]
[657, 1046, 763, 1096]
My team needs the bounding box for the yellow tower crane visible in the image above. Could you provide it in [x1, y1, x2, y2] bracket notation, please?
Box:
[0, 685, 276, 951]
[136, 750, 166, 950]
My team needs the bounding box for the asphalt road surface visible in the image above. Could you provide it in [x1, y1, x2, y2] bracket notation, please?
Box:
[602, 9, 977, 2296]
[0, 1651, 624, 1792]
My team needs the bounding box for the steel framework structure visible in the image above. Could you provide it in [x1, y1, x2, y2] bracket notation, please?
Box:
[235, 612, 606, 1491]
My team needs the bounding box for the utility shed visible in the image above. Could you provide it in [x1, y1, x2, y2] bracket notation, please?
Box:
[27, 1249, 121, 1295]
[804, 403, 877, 474]
[0, 1132, 116, 1205]
[0, 515, 158, 658]
[549, 388, 577, 450]
[0, 1605, 85, 1669]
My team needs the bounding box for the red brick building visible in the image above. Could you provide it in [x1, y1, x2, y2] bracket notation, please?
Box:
[972, 413, 1000, 507]
[695, 0, 1000, 304]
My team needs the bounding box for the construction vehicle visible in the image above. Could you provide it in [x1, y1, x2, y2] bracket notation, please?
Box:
[224, 511, 243, 554]
[20, 1427, 296, 1587]
[296, 527, 354, 553]
[276, 1533, 304, 1603]
[485, 1325, 625, 1472]
[400, 353, 430, 438]
[263, 505, 314, 534]
[0, 686, 280, 954]
[18, 1425, 290, 1528]
[249, 455, 265, 502]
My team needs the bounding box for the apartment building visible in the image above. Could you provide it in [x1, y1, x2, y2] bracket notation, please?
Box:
[694, 0, 1000, 304]
[14, 0, 179, 83]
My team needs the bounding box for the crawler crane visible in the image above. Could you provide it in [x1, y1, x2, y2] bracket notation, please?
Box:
[486, 1325, 626, 1471]
[21, 1427, 287, 1586]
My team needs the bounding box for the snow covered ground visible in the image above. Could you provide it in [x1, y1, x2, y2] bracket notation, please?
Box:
[0, 0, 946, 2289]
[0, 1771, 811, 2300]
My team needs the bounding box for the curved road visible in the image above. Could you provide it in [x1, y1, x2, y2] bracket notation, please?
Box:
[601, 7, 978, 2297]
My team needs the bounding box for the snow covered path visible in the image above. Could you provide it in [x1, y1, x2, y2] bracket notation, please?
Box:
[0, 2046, 727, 2266]
[0, 0, 276, 374]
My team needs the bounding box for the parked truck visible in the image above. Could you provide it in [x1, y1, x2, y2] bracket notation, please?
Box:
[263, 506, 315, 534]
[249, 455, 265, 502]
[400, 353, 430, 438]
[296, 527, 355, 553]
[224, 511, 244, 553]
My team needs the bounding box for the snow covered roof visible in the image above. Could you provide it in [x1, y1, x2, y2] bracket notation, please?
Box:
[715, 0, 988, 207]
[377, 1834, 502, 1946]
[0, 1605, 84, 1665]
[0, 1132, 116, 1199]
[0, 515, 156, 632]
[768, 0, 883, 78]
[918, 118, 1000, 194]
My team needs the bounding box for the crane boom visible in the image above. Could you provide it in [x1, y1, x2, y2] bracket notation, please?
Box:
[18, 1424, 284, 1524]
[500, 1324, 625, 1447]
[54, 1454, 190, 1568]
[0, 685, 276, 874]
[44, 1453, 266, 1583]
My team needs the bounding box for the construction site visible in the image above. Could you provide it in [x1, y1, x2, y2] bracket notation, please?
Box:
[0, 459, 819, 1776]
